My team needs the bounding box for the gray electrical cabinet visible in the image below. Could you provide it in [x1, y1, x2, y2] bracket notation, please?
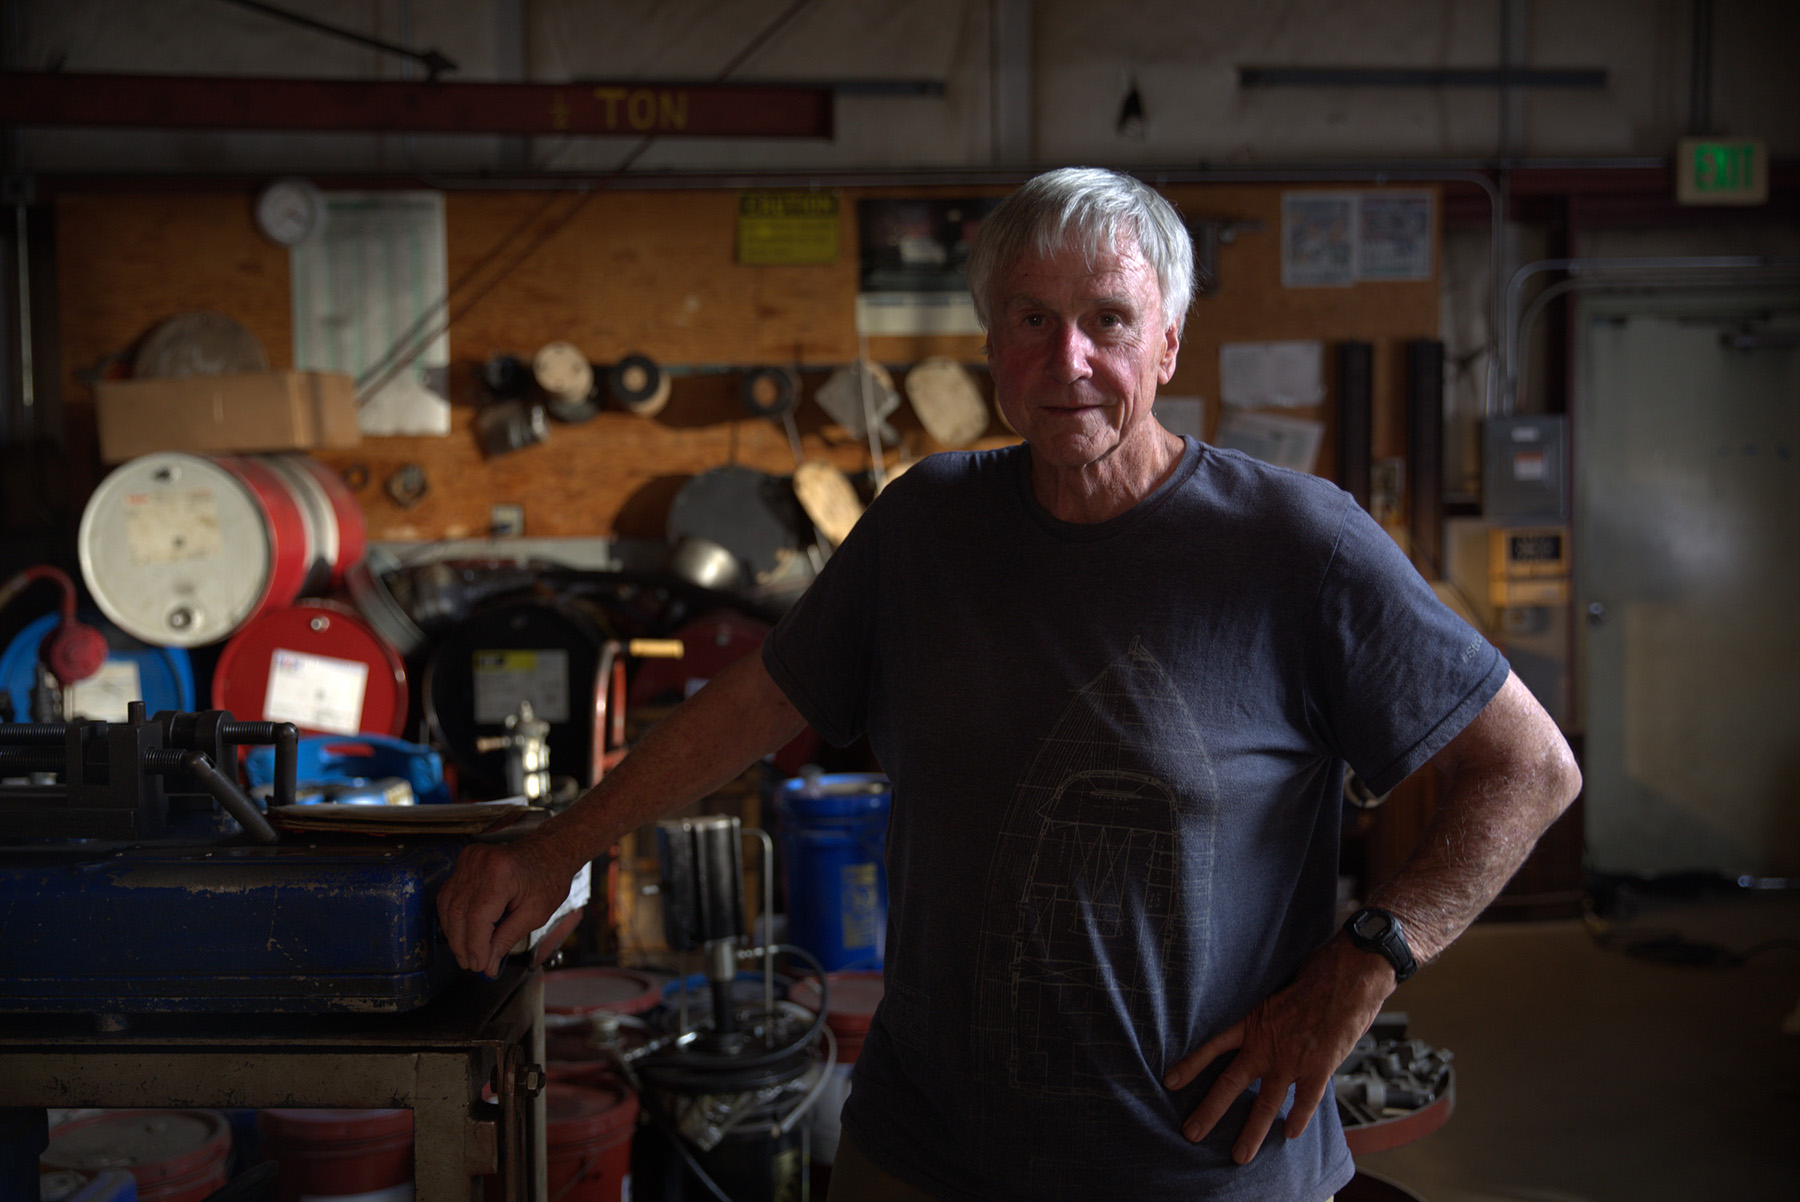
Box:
[1483, 415, 1567, 521]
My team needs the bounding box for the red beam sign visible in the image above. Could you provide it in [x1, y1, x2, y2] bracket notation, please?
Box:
[0, 72, 834, 139]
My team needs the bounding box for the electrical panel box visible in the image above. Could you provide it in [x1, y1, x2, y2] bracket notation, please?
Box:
[1489, 526, 1570, 607]
[1483, 416, 1567, 521]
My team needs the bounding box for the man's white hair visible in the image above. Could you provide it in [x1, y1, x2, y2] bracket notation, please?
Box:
[965, 167, 1196, 336]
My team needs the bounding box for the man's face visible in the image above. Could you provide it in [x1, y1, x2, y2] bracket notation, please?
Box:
[985, 234, 1180, 473]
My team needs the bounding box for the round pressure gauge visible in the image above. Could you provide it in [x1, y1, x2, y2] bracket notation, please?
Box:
[255, 178, 324, 247]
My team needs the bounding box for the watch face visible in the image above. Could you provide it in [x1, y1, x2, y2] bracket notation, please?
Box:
[1354, 910, 1393, 939]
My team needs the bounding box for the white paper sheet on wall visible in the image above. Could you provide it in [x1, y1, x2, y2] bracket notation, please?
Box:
[1219, 341, 1326, 409]
[1215, 410, 1325, 474]
[291, 191, 452, 436]
[1152, 395, 1206, 440]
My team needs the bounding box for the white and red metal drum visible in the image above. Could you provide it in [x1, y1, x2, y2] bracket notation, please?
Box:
[261, 452, 368, 593]
[78, 452, 365, 649]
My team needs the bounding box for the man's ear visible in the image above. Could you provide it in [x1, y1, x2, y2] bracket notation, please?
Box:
[1158, 322, 1180, 385]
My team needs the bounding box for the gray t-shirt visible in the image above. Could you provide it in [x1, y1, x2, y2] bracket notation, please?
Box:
[763, 437, 1506, 1201]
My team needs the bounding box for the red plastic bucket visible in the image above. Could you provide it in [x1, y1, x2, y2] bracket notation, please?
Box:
[545, 966, 665, 1064]
[547, 1082, 638, 1202]
[40, 1110, 232, 1202]
[787, 971, 883, 1064]
[256, 1108, 413, 1202]
[212, 599, 409, 737]
[788, 971, 883, 1176]
[544, 967, 663, 1019]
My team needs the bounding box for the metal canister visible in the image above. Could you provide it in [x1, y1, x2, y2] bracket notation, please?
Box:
[259, 453, 367, 594]
[421, 596, 614, 796]
[78, 452, 311, 648]
[211, 599, 408, 737]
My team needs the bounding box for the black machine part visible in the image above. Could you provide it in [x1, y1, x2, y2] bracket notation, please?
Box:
[657, 815, 746, 952]
[0, 705, 294, 843]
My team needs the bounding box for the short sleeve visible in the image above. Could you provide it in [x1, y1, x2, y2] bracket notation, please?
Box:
[761, 489, 885, 748]
[1307, 499, 1509, 795]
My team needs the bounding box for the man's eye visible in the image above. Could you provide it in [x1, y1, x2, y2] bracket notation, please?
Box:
[1022, 314, 1044, 327]
[1097, 313, 1121, 327]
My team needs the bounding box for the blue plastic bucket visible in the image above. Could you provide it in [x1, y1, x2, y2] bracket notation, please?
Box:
[776, 772, 891, 971]
[41, 1169, 140, 1202]
[0, 610, 194, 723]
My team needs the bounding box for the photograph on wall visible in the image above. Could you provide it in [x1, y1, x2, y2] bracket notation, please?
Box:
[857, 197, 999, 292]
[855, 197, 1000, 337]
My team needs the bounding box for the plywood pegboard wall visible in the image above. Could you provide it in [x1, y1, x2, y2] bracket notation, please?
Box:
[55, 180, 1438, 543]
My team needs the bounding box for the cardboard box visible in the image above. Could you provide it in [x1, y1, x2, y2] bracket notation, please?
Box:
[95, 370, 361, 463]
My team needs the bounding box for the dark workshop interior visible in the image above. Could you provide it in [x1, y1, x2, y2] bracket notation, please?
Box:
[1, 2, 1797, 1200]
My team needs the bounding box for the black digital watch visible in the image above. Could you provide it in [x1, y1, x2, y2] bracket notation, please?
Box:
[1344, 906, 1418, 983]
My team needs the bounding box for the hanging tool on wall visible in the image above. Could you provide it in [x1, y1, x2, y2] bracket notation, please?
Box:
[533, 340, 602, 423]
[740, 364, 805, 465]
[904, 356, 991, 448]
[608, 353, 674, 418]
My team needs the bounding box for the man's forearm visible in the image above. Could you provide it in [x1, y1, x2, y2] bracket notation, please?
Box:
[528, 651, 810, 880]
[1369, 672, 1582, 963]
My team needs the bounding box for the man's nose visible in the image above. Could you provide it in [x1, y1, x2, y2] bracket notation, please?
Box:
[1051, 322, 1093, 383]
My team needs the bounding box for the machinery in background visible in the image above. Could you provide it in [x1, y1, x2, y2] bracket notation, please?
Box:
[477, 699, 554, 802]
[0, 704, 558, 1018]
[557, 813, 833, 1202]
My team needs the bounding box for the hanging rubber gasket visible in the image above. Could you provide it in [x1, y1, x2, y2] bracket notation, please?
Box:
[740, 366, 799, 419]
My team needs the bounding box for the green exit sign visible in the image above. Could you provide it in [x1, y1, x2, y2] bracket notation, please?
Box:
[1676, 137, 1767, 205]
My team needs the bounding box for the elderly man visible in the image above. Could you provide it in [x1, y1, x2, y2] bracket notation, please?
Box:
[438, 167, 1580, 1201]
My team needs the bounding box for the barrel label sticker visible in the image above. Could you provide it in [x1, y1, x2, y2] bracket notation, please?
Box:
[69, 659, 143, 723]
[264, 648, 370, 735]
[124, 488, 223, 565]
[840, 861, 880, 951]
[472, 648, 570, 724]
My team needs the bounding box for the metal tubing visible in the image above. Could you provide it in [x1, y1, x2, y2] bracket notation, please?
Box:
[221, 719, 299, 808]
[775, 1021, 836, 1137]
[1238, 67, 1607, 89]
[1512, 269, 1800, 413]
[1690, 0, 1714, 137]
[749, 825, 777, 1041]
[1501, 255, 1800, 414]
[147, 748, 281, 844]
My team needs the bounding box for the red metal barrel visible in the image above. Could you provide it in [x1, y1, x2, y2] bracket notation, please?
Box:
[261, 453, 366, 593]
[211, 599, 408, 737]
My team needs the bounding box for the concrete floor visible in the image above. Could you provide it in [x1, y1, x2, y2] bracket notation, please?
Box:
[1352, 886, 1800, 1202]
